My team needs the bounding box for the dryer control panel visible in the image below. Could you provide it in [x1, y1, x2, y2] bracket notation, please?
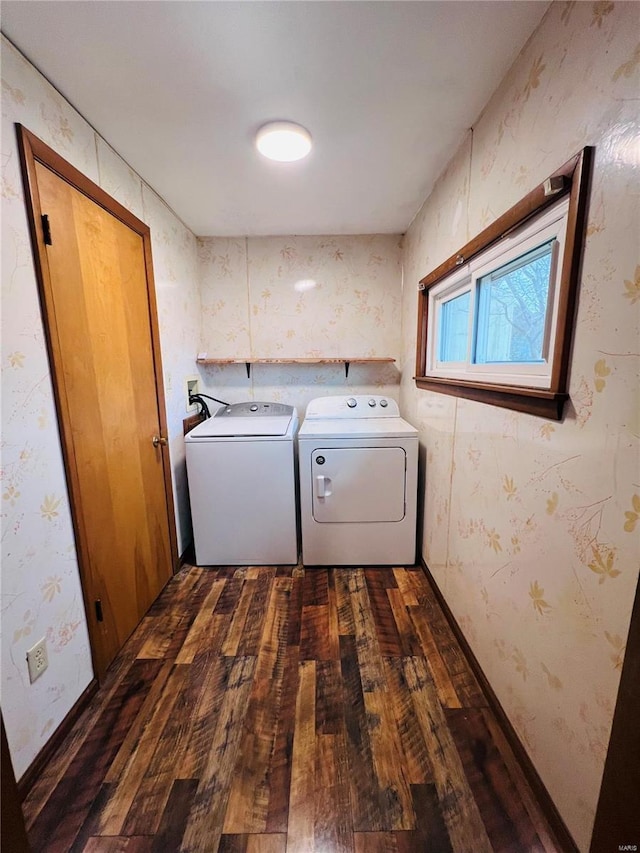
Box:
[304, 395, 399, 419]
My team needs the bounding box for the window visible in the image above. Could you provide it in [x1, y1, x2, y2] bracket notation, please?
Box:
[475, 240, 554, 366]
[428, 198, 567, 389]
[415, 148, 593, 420]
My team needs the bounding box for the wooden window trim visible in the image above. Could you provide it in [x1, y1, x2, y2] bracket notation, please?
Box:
[415, 147, 593, 420]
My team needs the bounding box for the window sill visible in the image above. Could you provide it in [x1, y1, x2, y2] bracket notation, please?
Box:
[414, 375, 568, 420]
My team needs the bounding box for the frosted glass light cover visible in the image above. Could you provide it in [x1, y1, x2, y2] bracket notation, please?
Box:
[256, 122, 312, 162]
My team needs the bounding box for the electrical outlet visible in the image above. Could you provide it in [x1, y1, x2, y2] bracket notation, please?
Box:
[26, 637, 48, 683]
[185, 376, 200, 413]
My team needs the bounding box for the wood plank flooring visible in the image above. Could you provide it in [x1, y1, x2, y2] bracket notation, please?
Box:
[22, 565, 563, 852]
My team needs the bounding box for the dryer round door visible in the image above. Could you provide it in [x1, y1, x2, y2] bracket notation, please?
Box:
[311, 447, 406, 523]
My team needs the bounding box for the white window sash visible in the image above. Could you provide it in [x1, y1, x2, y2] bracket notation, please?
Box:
[426, 197, 569, 390]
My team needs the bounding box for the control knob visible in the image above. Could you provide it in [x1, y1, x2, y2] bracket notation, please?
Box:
[379, 399, 388, 407]
[368, 399, 377, 407]
[250, 404, 259, 412]
[346, 398, 357, 408]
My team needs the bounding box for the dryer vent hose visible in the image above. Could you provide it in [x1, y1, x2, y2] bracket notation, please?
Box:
[188, 392, 230, 419]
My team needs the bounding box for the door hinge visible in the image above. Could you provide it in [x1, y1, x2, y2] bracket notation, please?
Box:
[95, 599, 104, 622]
[41, 214, 52, 245]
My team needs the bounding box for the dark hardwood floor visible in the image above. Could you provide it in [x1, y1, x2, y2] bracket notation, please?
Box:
[21, 565, 564, 852]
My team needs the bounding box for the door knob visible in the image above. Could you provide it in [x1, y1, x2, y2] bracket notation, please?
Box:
[152, 435, 168, 447]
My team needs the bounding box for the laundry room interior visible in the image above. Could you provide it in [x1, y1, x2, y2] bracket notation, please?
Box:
[1, 2, 638, 852]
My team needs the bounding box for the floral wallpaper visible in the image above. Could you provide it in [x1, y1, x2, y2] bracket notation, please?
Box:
[197, 234, 402, 414]
[1, 36, 200, 778]
[140, 186, 201, 551]
[400, 3, 639, 850]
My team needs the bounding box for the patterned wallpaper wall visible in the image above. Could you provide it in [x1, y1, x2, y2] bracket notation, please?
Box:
[197, 235, 402, 414]
[1, 36, 201, 778]
[399, 3, 639, 850]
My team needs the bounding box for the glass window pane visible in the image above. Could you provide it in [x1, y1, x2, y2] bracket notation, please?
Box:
[474, 240, 554, 364]
[438, 290, 470, 362]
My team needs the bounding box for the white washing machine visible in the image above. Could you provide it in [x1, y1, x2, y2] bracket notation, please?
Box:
[185, 402, 298, 566]
[298, 395, 418, 566]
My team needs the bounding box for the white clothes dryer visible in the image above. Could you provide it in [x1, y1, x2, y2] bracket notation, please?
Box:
[298, 395, 418, 566]
[185, 402, 298, 566]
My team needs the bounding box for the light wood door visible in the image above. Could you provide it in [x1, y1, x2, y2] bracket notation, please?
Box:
[19, 127, 175, 679]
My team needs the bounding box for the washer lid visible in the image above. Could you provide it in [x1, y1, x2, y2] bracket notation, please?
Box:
[298, 416, 417, 439]
[188, 413, 293, 438]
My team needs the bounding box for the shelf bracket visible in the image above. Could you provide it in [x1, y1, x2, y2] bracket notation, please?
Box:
[345, 361, 350, 379]
[245, 362, 251, 379]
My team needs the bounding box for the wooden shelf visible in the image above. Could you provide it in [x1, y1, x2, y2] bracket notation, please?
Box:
[196, 357, 395, 378]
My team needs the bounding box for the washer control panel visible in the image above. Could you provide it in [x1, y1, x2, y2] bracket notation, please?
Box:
[304, 395, 399, 419]
[215, 401, 294, 418]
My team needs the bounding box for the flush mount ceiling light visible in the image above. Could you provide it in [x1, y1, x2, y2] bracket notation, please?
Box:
[255, 121, 312, 162]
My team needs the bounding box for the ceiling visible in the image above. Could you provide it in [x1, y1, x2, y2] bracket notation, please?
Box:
[1, 1, 549, 237]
